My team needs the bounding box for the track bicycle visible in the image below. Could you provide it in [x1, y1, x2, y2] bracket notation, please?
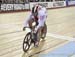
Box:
[23, 22, 47, 52]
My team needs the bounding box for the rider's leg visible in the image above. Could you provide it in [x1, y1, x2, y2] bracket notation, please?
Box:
[28, 19, 39, 47]
[41, 23, 47, 38]
[34, 21, 46, 46]
[34, 26, 43, 47]
[37, 27, 43, 39]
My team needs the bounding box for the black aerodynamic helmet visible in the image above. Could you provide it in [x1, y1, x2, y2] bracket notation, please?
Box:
[32, 5, 39, 16]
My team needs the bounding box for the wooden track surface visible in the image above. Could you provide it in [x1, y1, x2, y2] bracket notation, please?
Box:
[0, 7, 75, 57]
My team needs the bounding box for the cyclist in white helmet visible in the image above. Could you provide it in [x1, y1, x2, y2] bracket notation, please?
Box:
[23, 4, 47, 47]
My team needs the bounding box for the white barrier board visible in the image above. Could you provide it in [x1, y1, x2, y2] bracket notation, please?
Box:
[30, 1, 66, 9]
[1, 1, 66, 11]
[30, 2, 53, 9]
[1, 4, 30, 11]
[1, 4, 13, 10]
[53, 1, 66, 7]
[68, 1, 75, 5]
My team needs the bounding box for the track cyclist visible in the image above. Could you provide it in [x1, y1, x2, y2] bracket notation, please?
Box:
[23, 4, 47, 47]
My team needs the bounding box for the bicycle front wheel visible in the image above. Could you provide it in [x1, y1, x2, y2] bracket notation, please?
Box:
[23, 32, 32, 52]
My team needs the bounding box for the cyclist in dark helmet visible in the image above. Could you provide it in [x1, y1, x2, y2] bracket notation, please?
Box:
[23, 4, 47, 47]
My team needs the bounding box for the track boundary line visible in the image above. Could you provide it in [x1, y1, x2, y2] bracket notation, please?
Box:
[47, 33, 75, 41]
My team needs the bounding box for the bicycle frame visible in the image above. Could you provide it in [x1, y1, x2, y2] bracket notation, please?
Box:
[23, 22, 47, 52]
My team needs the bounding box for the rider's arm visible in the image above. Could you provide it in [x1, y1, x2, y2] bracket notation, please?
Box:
[23, 12, 33, 27]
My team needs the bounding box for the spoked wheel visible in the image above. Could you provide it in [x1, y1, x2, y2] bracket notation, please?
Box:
[23, 32, 32, 52]
[41, 23, 47, 39]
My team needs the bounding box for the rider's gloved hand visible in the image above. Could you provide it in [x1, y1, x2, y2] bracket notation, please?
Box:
[23, 27, 26, 31]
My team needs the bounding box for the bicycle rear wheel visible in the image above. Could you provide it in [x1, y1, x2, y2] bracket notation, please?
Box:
[23, 32, 32, 52]
[41, 23, 47, 39]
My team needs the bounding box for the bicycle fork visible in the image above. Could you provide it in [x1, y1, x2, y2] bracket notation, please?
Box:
[31, 31, 38, 46]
